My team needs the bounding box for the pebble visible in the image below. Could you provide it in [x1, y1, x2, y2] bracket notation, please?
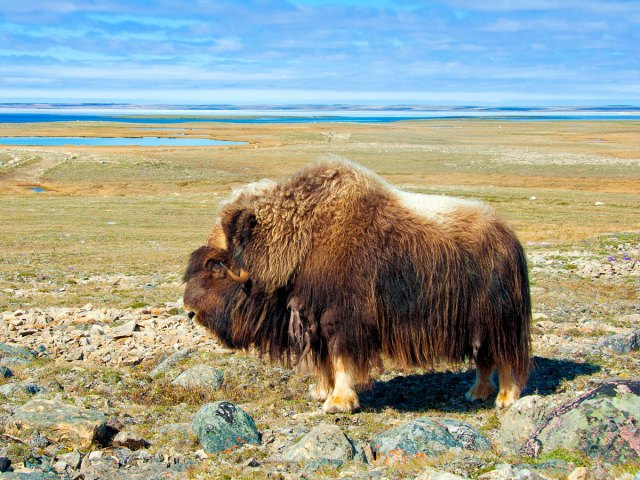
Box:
[0, 306, 220, 369]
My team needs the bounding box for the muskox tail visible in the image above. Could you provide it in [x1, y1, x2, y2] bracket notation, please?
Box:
[489, 235, 531, 388]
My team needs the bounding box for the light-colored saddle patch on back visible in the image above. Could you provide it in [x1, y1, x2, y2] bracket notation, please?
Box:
[395, 189, 492, 223]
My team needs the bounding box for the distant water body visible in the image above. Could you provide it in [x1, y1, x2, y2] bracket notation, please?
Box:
[0, 136, 244, 147]
[0, 108, 639, 124]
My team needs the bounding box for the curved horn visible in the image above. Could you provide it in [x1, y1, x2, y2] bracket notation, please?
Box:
[225, 267, 250, 283]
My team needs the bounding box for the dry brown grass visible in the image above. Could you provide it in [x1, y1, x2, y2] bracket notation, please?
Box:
[0, 119, 638, 310]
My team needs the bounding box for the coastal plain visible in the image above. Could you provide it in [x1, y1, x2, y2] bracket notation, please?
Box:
[0, 119, 639, 479]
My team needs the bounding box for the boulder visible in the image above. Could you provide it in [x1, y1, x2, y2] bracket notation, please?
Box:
[0, 343, 36, 365]
[6, 399, 108, 448]
[191, 401, 261, 453]
[281, 423, 357, 468]
[521, 380, 640, 464]
[498, 395, 554, 454]
[57, 451, 82, 470]
[149, 349, 192, 379]
[0, 473, 59, 479]
[171, 365, 223, 390]
[599, 330, 640, 353]
[371, 417, 489, 465]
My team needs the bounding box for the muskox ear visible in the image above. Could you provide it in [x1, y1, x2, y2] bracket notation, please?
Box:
[223, 208, 257, 252]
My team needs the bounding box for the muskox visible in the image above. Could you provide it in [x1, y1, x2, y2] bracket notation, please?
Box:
[184, 160, 531, 413]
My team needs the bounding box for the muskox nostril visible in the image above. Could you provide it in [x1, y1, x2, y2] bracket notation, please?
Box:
[187, 311, 196, 320]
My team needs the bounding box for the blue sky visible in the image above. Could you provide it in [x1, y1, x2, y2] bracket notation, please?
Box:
[0, 0, 638, 106]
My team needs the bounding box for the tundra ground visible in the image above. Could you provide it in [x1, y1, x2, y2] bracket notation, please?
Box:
[0, 119, 639, 479]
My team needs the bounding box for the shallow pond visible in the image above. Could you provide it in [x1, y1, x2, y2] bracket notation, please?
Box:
[0, 136, 245, 147]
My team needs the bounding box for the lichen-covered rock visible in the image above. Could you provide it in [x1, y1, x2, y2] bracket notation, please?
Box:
[521, 380, 640, 463]
[599, 330, 640, 353]
[191, 401, 261, 453]
[0, 472, 59, 479]
[498, 395, 554, 454]
[441, 419, 492, 451]
[171, 364, 223, 390]
[0, 343, 36, 365]
[371, 417, 488, 465]
[281, 423, 357, 468]
[6, 399, 107, 448]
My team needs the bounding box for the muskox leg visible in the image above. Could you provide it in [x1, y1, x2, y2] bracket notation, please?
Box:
[465, 342, 497, 403]
[496, 364, 521, 409]
[322, 356, 359, 414]
[465, 363, 497, 403]
[307, 356, 334, 402]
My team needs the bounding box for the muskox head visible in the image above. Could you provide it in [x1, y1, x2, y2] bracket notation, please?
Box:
[183, 244, 251, 349]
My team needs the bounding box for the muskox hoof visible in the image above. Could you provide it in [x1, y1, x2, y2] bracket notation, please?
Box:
[307, 383, 332, 402]
[465, 381, 496, 403]
[496, 386, 521, 410]
[322, 391, 359, 414]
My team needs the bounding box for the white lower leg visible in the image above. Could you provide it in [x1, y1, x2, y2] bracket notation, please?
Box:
[496, 364, 521, 409]
[322, 357, 359, 414]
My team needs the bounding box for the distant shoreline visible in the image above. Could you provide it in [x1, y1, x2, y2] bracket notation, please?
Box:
[1, 106, 639, 124]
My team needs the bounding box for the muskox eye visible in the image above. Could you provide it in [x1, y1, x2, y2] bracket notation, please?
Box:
[205, 259, 225, 272]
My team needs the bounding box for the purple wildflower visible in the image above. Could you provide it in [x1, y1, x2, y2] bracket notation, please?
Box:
[607, 256, 616, 262]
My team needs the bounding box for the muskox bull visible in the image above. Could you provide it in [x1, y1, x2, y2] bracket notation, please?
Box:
[184, 160, 531, 413]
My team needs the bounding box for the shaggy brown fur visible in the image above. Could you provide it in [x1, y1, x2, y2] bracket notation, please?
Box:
[184, 160, 531, 413]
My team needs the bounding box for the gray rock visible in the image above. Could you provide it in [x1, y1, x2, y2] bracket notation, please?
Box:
[0, 473, 59, 479]
[191, 401, 261, 453]
[497, 395, 554, 454]
[57, 451, 82, 470]
[281, 423, 357, 468]
[0, 381, 44, 398]
[599, 330, 640, 353]
[521, 380, 640, 463]
[441, 419, 491, 451]
[478, 463, 548, 480]
[6, 399, 108, 449]
[0, 382, 22, 396]
[0, 343, 36, 365]
[109, 320, 138, 339]
[416, 468, 467, 480]
[81, 457, 192, 480]
[52, 460, 67, 474]
[80, 455, 119, 480]
[149, 349, 192, 379]
[171, 364, 223, 390]
[371, 417, 469, 465]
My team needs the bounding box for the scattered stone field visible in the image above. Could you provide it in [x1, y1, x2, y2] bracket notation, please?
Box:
[1, 235, 639, 480]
